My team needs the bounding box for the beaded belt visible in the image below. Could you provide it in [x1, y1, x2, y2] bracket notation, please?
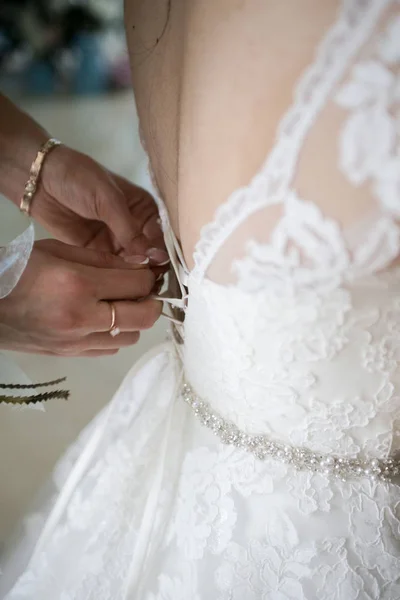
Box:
[181, 381, 400, 484]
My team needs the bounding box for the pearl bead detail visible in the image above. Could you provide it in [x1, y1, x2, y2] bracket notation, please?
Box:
[181, 381, 400, 483]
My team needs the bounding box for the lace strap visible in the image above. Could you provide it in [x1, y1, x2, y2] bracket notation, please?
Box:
[191, 0, 391, 280]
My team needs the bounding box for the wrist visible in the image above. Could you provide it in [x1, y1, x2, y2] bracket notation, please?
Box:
[0, 95, 50, 206]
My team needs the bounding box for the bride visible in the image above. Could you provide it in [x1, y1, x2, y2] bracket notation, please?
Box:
[2, 0, 400, 597]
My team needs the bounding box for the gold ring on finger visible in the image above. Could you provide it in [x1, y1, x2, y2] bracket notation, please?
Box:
[108, 301, 121, 337]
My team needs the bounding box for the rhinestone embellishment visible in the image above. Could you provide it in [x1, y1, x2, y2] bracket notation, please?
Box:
[182, 381, 400, 483]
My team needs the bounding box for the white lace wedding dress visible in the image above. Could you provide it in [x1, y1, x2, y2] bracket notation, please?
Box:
[1, 1, 400, 598]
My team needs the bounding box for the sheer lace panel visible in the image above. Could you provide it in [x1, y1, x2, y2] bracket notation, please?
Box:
[191, 0, 400, 291]
[0, 223, 34, 299]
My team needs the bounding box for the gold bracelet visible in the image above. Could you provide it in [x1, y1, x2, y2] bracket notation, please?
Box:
[19, 137, 62, 216]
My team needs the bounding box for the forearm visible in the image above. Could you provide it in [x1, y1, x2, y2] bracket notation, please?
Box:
[0, 93, 49, 206]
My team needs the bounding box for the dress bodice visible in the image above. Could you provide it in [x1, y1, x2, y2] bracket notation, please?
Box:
[182, 270, 400, 461]
[150, 0, 400, 470]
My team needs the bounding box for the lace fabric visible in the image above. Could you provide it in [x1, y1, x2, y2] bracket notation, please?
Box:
[0, 222, 34, 390]
[2, 1, 400, 598]
[194, 0, 400, 289]
[0, 223, 34, 300]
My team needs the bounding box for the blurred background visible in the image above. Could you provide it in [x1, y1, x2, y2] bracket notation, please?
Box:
[0, 0, 164, 550]
[0, 0, 130, 96]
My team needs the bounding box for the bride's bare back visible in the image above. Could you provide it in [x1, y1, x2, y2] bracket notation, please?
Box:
[126, 0, 400, 282]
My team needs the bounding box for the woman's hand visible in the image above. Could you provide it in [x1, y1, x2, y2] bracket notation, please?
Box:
[0, 92, 168, 264]
[33, 144, 168, 262]
[0, 239, 162, 356]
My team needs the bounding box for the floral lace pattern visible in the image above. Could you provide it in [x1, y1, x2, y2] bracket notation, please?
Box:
[336, 14, 400, 214]
[233, 6, 400, 295]
[143, 436, 399, 599]
[191, 0, 391, 280]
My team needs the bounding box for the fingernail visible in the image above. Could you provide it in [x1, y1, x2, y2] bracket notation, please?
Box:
[124, 255, 150, 265]
[146, 248, 170, 264]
